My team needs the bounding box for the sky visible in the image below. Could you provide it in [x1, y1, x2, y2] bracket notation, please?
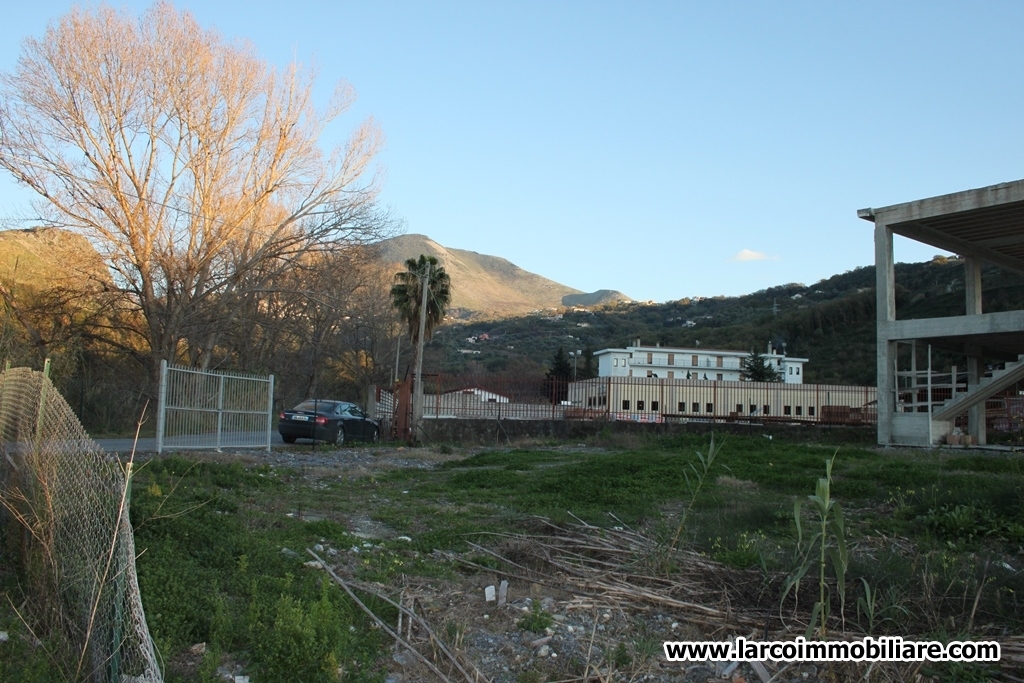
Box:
[2, 1, 1023, 303]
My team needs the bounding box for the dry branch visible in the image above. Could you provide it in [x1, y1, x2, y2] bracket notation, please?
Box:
[309, 548, 489, 683]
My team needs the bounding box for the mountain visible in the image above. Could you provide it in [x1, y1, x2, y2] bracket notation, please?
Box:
[376, 234, 630, 319]
[0, 228, 109, 288]
[562, 289, 631, 308]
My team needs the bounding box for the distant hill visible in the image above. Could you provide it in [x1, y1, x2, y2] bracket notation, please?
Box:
[423, 256, 1024, 386]
[0, 228, 109, 289]
[376, 233, 630, 319]
[562, 290, 631, 308]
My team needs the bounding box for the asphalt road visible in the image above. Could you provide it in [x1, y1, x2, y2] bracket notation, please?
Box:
[95, 430, 286, 452]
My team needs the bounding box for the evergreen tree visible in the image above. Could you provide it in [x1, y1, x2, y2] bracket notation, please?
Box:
[740, 349, 781, 382]
[544, 345, 572, 403]
[580, 345, 596, 380]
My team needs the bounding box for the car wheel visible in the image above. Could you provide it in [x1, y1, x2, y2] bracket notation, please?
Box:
[333, 426, 346, 446]
[282, 435, 296, 444]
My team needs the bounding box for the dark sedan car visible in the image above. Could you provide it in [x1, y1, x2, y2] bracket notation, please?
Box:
[278, 400, 380, 445]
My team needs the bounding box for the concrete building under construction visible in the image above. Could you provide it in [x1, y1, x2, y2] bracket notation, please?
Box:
[859, 179, 1024, 446]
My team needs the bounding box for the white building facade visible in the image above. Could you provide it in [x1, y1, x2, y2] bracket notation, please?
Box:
[596, 342, 807, 384]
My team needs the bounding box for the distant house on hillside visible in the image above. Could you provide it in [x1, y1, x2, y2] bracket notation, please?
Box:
[595, 341, 807, 384]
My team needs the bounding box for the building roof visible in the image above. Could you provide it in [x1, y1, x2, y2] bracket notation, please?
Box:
[858, 178, 1024, 276]
[859, 178, 1024, 360]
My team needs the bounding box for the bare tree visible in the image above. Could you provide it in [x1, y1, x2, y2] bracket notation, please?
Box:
[211, 247, 401, 406]
[0, 2, 391, 387]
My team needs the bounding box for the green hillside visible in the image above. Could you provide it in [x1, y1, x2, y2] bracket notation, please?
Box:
[423, 257, 1024, 386]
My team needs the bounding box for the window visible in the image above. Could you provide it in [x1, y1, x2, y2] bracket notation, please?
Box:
[716, 356, 723, 368]
[692, 355, 698, 366]
[637, 400, 645, 411]
[784, 405, 792, 416]
[736, 404, 743, 414]
[613, 358, 618, 367]
[763, 405, 770, 416]
[646, 370, 653, 377]
[668, 353, 675, 365]
[789, 367, 793, 375]
[647, 352, 653, 364]
[622, 400, 630, 410]
[706, 403, 714, 413]
[796, 367, 800, 375]
[652, 401, 659, 411]
[749, 404, 757, 414]
[796, 406, 803, 416]
[716, 373, 723, 381]
[678, 401, 686, 412]
[808, 406, 815, 417]
[668, 371, 674, 379]
[692, 402, 700, 413]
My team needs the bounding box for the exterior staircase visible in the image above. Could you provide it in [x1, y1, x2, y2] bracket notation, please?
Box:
[932, 355, 1024, 422]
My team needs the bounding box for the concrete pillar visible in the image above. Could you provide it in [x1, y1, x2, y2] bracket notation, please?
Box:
[965, 257, 983, 316]
[966, 353, 987, 445]
[964, 259, 987, 445]
[875, 223, 896, 444]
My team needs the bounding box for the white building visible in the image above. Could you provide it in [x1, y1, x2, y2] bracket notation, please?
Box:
[596, 341, 808, 384]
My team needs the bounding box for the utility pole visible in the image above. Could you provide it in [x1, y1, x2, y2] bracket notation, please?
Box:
[393, 334, 401, 384]
[411, 262, 431, 440]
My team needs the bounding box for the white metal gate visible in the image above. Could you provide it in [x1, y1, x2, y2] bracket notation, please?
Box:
[156, 360, 274, 453]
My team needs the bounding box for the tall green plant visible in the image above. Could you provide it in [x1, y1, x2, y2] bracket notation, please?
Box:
[669, 435, 723, 551]
[782, 453, 848, 638]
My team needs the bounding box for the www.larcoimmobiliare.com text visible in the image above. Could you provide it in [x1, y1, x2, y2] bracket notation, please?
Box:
[663, 636, 1000, 663]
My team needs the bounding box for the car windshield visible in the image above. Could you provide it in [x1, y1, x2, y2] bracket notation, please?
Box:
[292, 400, 336, 413]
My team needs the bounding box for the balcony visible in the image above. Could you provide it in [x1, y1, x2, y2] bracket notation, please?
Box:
[630, 357, 741, 371]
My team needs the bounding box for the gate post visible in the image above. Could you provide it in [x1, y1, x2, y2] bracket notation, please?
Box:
[266, 374, 275, 452]
[216, 374, 225, 452]
[156, 359, 167, 454]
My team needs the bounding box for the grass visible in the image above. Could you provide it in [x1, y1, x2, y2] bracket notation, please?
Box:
[3, 433, 1023, 681]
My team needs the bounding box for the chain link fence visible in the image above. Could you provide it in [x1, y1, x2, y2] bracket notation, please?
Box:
[0, 364, 162, 682]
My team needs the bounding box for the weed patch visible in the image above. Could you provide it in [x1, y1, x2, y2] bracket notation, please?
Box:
[6, 436, 1024, 680]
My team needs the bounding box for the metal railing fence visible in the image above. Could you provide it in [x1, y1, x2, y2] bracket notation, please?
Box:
[374, 373, 876, 426]
[156, 360, 274, 452]
[579, 376, 876, 425]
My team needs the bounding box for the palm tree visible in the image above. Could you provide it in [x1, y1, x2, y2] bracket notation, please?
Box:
[391, 254, 451, 440]
[390, 254, 452, 373]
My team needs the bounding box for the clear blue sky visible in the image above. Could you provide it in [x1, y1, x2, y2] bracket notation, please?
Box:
[2, 1, 1023, 302]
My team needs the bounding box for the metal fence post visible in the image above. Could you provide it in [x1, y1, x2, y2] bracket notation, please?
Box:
[156, 360, 167, 454]
[216, 374, 225, 452]
[266, 374, 274, 452]
[33, 359, 51, 453]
